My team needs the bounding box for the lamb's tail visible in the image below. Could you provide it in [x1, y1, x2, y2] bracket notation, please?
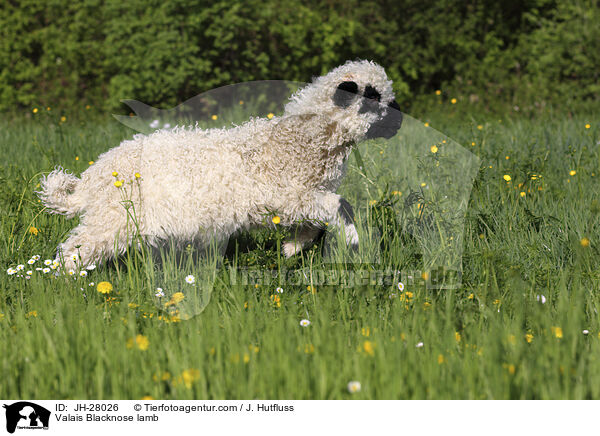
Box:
[37, 167, 82, 218]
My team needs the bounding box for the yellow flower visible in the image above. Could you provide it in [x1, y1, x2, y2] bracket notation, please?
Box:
[127, 334, 149, 351]
[270, 294, 281, 308]
[435, 90, 441, 95]
[303, 343, 315, 354]
[307, 285, 316, 294]
[437, 354, 445, 364]
[525, 333, 533, 343]
[551, 326, 563, 338]
[507, 364, 515, 375]
[128, 303, 139, 309]
[585, 124, 591, 129]
[112, 171, 118, 177]
[26, 310, 38, 318]
[503, 175, 511, 182]
[505, 156, 510, 160]
[172, 292, 185, 303]
[267, 113, 274, 119]
[239, 100, 244, 105]
[181, 369, 200, 388]
[140, 396, 154, 400]
[580, 237, 590, 247]
[135, 172, 141, 179]
[28, 226, 39, 235]
[211, 115, 218, 120]
[421, 271, 429, 281]
[467, 293, 474, 300]
[520, 192, 526, 197]
[88, 161, 94, 165]
[493, 299, 501, 305]
[75, 156, 79, 161]
[46, 107, 51, 111]
[60, 116, 66, 122]
[450, 98, 457, 104]
[114, 180, 123, 188]
[361, 327, 370, 337]
[477, 125, 483, 130]
[424, 122, 429, 127]
[455, 332, 461, 342]
[430, 145, 438, 153]
[97, 281, 113, 294]
[569, 170, 576, 176]
[85, 105, 91, 110]
[33, 108, 38, 113]
[243, 353, 250, 364]
[362, 340, 375, 356]
[272, 215, 280, 224]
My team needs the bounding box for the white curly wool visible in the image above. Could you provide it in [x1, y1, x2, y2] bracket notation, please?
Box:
[38, 60, 399, 271]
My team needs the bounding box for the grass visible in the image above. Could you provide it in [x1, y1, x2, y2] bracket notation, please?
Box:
[0, 108, 599, 399]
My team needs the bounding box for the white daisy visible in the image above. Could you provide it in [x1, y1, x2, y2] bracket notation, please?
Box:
[88, 282, 95, 286]
[583, 330, 590, 335]
[51, 264, 58, 270]
[27, 259, 35, 265]
[149, 119, 160, 129]
[86, 264, 96, 270]
[79, 270, 88, 277]
[68, 270, 75, 276]
[300, 319, 311, 327]
[35, 267, 42, 271]
[347, 381, 361, 394]
[536, 295, 547, 304]
[7, 267, 17, 275]
[16, 264, 24, 271]
[185, 275, 195, 285]
[397, 282, 404, 291]
[32, 255, 40, 260]
[155, 287, 165, 297]
[163, 123, 171, 129]
[26, 270, 32, 275]
[416, 342, 424, 348]
[44, 259, 52, 266]
[276, 287, 284, 293]
[42, 268, 50, 274]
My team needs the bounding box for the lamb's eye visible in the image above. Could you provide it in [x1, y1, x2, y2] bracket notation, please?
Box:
[363, 85, 381, 102]
[333, 81, 359, 108]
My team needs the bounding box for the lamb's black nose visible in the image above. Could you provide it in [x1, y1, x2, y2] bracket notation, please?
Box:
[365, 100, 403, 139]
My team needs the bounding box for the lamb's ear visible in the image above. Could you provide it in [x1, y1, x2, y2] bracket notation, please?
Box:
[333, 81, 358, 108]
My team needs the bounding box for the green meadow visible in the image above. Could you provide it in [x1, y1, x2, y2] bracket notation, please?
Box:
[0, 106, 599, 399]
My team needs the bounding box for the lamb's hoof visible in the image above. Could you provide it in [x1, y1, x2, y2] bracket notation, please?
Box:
[283, 241, 302, 258]
[345, 224, 359, 249]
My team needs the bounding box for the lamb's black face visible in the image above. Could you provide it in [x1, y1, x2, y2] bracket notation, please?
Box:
[333, 81, 403, 140]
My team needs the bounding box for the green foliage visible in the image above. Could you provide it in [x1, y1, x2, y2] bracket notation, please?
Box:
[0, 0, 598, 113]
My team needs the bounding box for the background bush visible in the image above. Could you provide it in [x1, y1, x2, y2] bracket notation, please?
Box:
[0, 0, 598, 113]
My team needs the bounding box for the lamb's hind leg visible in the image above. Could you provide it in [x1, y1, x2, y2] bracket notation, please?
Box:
[57, 214, 132, 272]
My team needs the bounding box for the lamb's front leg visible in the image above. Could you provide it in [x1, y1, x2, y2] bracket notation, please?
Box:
[283, 192, 358, 258]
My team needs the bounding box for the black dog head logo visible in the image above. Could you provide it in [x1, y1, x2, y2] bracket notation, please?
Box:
[3, 402, 50, 434]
